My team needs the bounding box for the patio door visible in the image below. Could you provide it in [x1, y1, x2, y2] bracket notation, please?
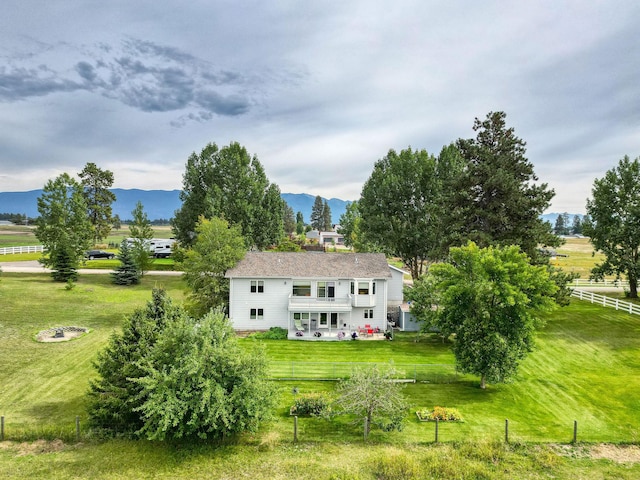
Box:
[319, 313, 328, 328]
[330, 313, 338, 328]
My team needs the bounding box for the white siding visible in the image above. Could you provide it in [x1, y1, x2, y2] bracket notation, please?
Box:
[229, 278, 290, 330]
[228, 273, 392, 333]
[388, 266, 407, 305]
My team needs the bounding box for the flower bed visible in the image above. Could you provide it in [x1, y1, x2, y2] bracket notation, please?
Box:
[416, 406, 463, 422]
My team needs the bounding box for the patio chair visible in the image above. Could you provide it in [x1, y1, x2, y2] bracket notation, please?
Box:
[294, 319, 304, 332]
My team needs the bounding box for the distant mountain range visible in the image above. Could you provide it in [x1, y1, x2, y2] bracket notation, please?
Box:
[0, 188, 582, 226]
[0, 189, 351, 224]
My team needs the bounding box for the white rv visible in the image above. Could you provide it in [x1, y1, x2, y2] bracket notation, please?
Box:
[126, 238, 176, 258]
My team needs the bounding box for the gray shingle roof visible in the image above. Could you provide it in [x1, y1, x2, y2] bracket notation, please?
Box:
[225, 252, 392, 279]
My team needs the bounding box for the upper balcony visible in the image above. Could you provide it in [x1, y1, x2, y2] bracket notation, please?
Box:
[288, 294, 353, 312]
[351, 294, 376, 308]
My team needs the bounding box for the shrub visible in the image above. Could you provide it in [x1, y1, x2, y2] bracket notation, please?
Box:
[417, 406, 463, 422]
[249, 326, 288, 340]
[289, 392, 332, 418]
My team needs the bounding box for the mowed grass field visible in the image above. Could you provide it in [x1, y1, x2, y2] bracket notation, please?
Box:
[2, 231, 640, 478]
[1, 273, 639, 478]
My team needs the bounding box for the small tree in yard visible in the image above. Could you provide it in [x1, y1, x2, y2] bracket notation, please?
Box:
[129, 201, 154, 277]
[133, 308, 275, 440]
[407, 242, 558, 389]
[88, 289, 180, 435]
[181, 216, 246, 316]
[35, 173, 93, 282]
[111, 239, 140, 285]
[335, 365, 408, 438]
[88, 290, 275, 440]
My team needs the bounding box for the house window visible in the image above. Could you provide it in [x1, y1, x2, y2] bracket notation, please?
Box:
[250, 308, 264, 320]
[317, 281, 326, 298]
[250, 280, 264, 293]
[293, 281, 311, 296]
[293, 312, 309, 321]
[358, 282, 369, 295]
[373, 282, 376, 294]
[350, 282, 354, 294]
[364, 309, 374, 319]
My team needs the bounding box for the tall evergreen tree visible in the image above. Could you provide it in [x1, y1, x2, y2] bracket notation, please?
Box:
[310, 195, 324, 230]
[322, 200, 332, 231]
[282, 203, 296, 235]
[78, 162, 116, 244]
[295, 211, 305, 235]
[571, 215, 583, 235]
[554, 214, 567, 235]
[454, 111, 560, 260]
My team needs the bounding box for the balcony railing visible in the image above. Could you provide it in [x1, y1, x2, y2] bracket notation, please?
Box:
[288, 294, 352, 311]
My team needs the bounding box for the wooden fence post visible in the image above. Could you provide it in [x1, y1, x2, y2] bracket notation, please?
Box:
[434, 418, 439, 443]
[573, 420, 578, 443]
[505, 419, 509, 443]
[293, 415, 298, 443]
[75, 416, 80, 441]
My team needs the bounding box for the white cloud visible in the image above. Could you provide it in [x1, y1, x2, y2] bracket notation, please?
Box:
[0, 1, 639, 213]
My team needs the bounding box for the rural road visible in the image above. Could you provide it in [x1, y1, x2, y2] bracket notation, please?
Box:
[0, 260, 183, 276]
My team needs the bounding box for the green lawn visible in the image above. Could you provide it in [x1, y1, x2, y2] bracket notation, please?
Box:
[0, 273, 186, 435]
[1, 272, 640, 478]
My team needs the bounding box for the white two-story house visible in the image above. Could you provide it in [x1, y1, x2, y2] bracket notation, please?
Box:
[225, 252, 403, 339]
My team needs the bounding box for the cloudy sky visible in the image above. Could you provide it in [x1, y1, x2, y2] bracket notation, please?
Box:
[1, 1, 638, 213]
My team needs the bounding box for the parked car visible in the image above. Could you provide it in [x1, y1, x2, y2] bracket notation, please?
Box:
[85, 250, 115, 260]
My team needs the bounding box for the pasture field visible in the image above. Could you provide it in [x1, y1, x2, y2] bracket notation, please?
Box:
[554, 237, 605, 279]
[1, 270, 640, 478]
[0, 225, 174, 249]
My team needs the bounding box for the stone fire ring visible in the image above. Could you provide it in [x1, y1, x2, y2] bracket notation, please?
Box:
[36, 326, 90, 343]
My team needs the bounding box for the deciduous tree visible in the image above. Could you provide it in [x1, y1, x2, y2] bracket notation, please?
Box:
[180, 216, 246, 316]
[171, 142, 284, 249]
[359, 145, 463, 279]
[407, 242, 558, 389]
[335, 365, 408, 438]
[133, 308, 275, 440]
[35, 173, 93, 282]
[78, 162, 116, 244]
[129, 201, 154, 277]
[585, 155, 640, 298]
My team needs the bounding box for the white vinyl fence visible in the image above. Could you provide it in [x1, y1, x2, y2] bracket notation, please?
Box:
[0, 245, 45, 255]
[571, 288, 640, 315]
[572, 278, 629, 288]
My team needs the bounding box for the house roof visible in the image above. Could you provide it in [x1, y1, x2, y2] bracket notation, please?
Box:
[225, 252, 392, 279]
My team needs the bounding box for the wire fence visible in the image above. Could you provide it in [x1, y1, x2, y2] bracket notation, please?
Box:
[268, 361, 459, 383]
[0, 414, 622, 445]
